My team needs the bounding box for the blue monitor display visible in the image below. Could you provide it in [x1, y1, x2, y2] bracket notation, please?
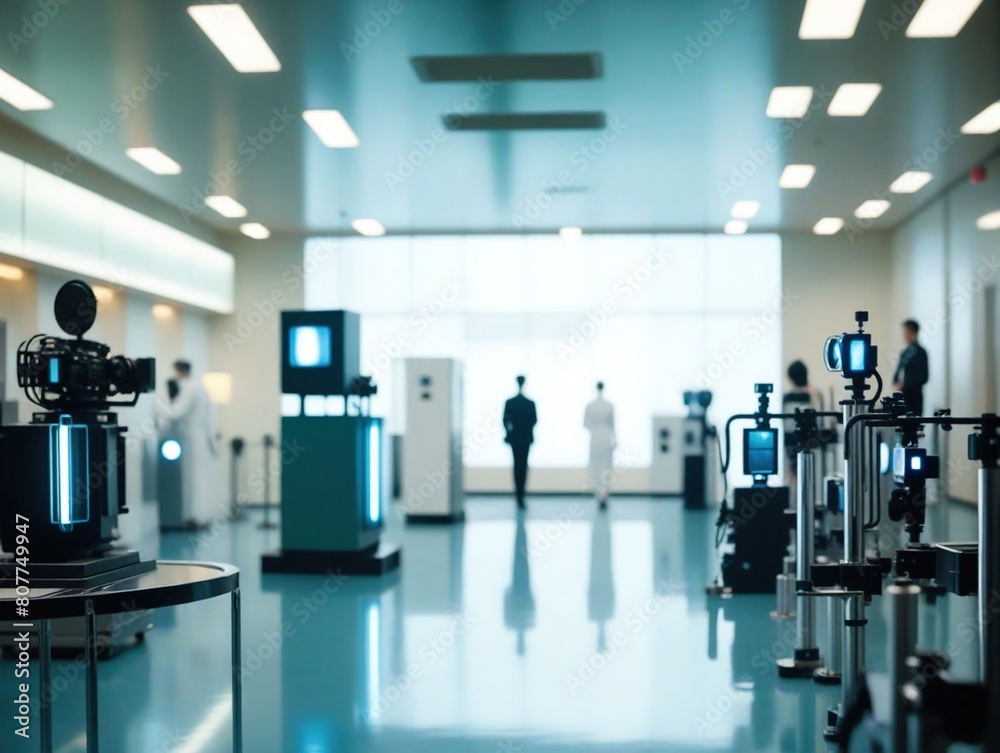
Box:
[848, 338, 867, 374]
[290, 326, 332, 368]
[744, 428, 778, 477]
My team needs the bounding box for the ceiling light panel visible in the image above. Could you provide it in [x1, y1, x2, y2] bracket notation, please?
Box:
[906, 0, 985, 37]
[187, 4, 280, 72]
[205, 195, 248, 218]
[302, 110, 360, 147]
[766, 87, 814, 118]
[724, 220, 748, 235]
[889, 171, 933, 194]
[813, 218, 844, 235]
[961, 102, 1000, 134]
[731, 201, 760, 219]
[828, 83, 882, 116]
[780, 164, 816, 188]
[352, 219, 386, 237]
[0, 67, 53, 110]
[125, 147, 182, 175]
[799, 0, 867, 39]
[855, 199, 891, 219]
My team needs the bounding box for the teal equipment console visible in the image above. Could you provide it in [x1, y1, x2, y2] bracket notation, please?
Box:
[261, 309, 400, 575]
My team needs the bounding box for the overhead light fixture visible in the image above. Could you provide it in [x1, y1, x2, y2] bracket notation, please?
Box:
[977, 210, 1000, 231]
[559, 226, 583, 241]
[724, 220, 748, 235]
[0, 67, 53, 111]
[152, 304, 175, 319]
[906, 0, 985, 37]
[828, 83, 882, 116]
[125, 147, 182, 175]
[91, 285, 114, 305]
[813, 217, 844, 235]
[890, 171, 933, 194]
[731, 200, 760, 219]
[961, 101, 1000, 135]
[302, 110, 360, 148]
[0, 262, 24, 281]
[779, 164, 817, 188]
[766, 87, 814, 119]
[187, 4, 281, 72]
[799, 0, 866, 39]
[855, 199, 891, 219]
[239, 222, 270, 239]
[351, 219, 386, 237]
[205, 195, 248, 218]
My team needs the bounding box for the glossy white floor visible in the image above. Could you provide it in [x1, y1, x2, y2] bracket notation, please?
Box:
[1, 494, 982, 753]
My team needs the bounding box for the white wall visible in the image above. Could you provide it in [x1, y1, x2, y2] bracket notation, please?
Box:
[891, 153, 1000, 502]
[780, 231, 894, 406]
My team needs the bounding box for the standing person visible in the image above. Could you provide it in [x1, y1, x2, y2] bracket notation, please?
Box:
[504, 375, 537, 510]
[162, 360, 221, 526]
[584, 382, 616, 510]
[893, 319, 929, 415]
[782, 360, 822, 486]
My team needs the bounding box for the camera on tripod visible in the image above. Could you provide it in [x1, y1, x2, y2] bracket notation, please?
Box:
[824, 311, 877, 380]
[0, 280, 155, 561]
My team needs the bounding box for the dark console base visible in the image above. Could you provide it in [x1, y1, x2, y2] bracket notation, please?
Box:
[0, 549, 156, 589]
[262, 543, 401, 576]
[405, 511, 465, 525]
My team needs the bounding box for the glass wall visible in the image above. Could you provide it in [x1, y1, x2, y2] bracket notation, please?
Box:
[304, 234, 783, 470]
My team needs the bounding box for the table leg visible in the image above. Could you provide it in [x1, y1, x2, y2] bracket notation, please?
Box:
[39, 619, 52, 753]
[85, 600, 99, 753]
[232, 587, 242, 753]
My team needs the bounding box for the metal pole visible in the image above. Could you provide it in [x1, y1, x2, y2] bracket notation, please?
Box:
[843, 593, 866, 712]
[887, 579, 920, 753]
[258, 435, 278, 530]
[824, 596, 843, 681]
[797, 451, 817, 652]
[85, 600, 99, 753]
[232, 587, 243, 753]
[843, 402, 868, 565]
[979, 467, 1000, 751]
[39, 619, 52, 753]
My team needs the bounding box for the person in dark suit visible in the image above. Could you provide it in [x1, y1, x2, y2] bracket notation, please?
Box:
[504, 375, 537, 510]
[893, 319, 929, 415]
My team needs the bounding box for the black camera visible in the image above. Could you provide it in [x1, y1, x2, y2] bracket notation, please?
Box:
[17, 280, 154, 411]
[0, 281, 155, 561]
[824, 311, 878, 380]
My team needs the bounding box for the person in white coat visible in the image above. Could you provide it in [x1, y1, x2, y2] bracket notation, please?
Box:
[161, 360, 221, 528]
[584, 382, 616, 510]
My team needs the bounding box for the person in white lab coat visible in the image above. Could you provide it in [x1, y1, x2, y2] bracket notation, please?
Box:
[584, 382, 616, 510]
[161, 360, 221, 527]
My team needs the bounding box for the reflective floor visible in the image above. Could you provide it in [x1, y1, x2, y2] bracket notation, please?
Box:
[1, 494, 982, 753]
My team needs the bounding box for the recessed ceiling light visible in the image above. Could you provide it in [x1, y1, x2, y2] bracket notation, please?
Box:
[906, 0, 985, 37]
[828, 83, 882, 116]
[239, 222, 270, 239]
[559, 226, 583, 241]
[855, 199, 891, 219]
[152, 304, 175, 319]
[890, 171, 933, 194]
[302, 110, 360, 148]
[813, 217, 844, 235]
[0, 262, 24, 281]
[205, 195, 248, 218]
[352, 219, 386, 237]
[731, 201, 760, 219]
[187, 4, 280, 72]
[0, 67, 53, 111]
[961, 101, 1000, 135]
[125, 147, 182, 175]
[724, 220, 748, 235]
[977, 210, 1000, 231]
[799, 0, 866, 39]
[766, 87, 814, 119]
[780, 164, 817, 188]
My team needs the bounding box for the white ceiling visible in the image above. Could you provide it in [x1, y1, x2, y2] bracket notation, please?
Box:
[0, 0, 997, 235]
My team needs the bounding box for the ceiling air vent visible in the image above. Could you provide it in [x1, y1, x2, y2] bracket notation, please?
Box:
[412, 53, 603, 82]
[444, 112, 606, 131]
